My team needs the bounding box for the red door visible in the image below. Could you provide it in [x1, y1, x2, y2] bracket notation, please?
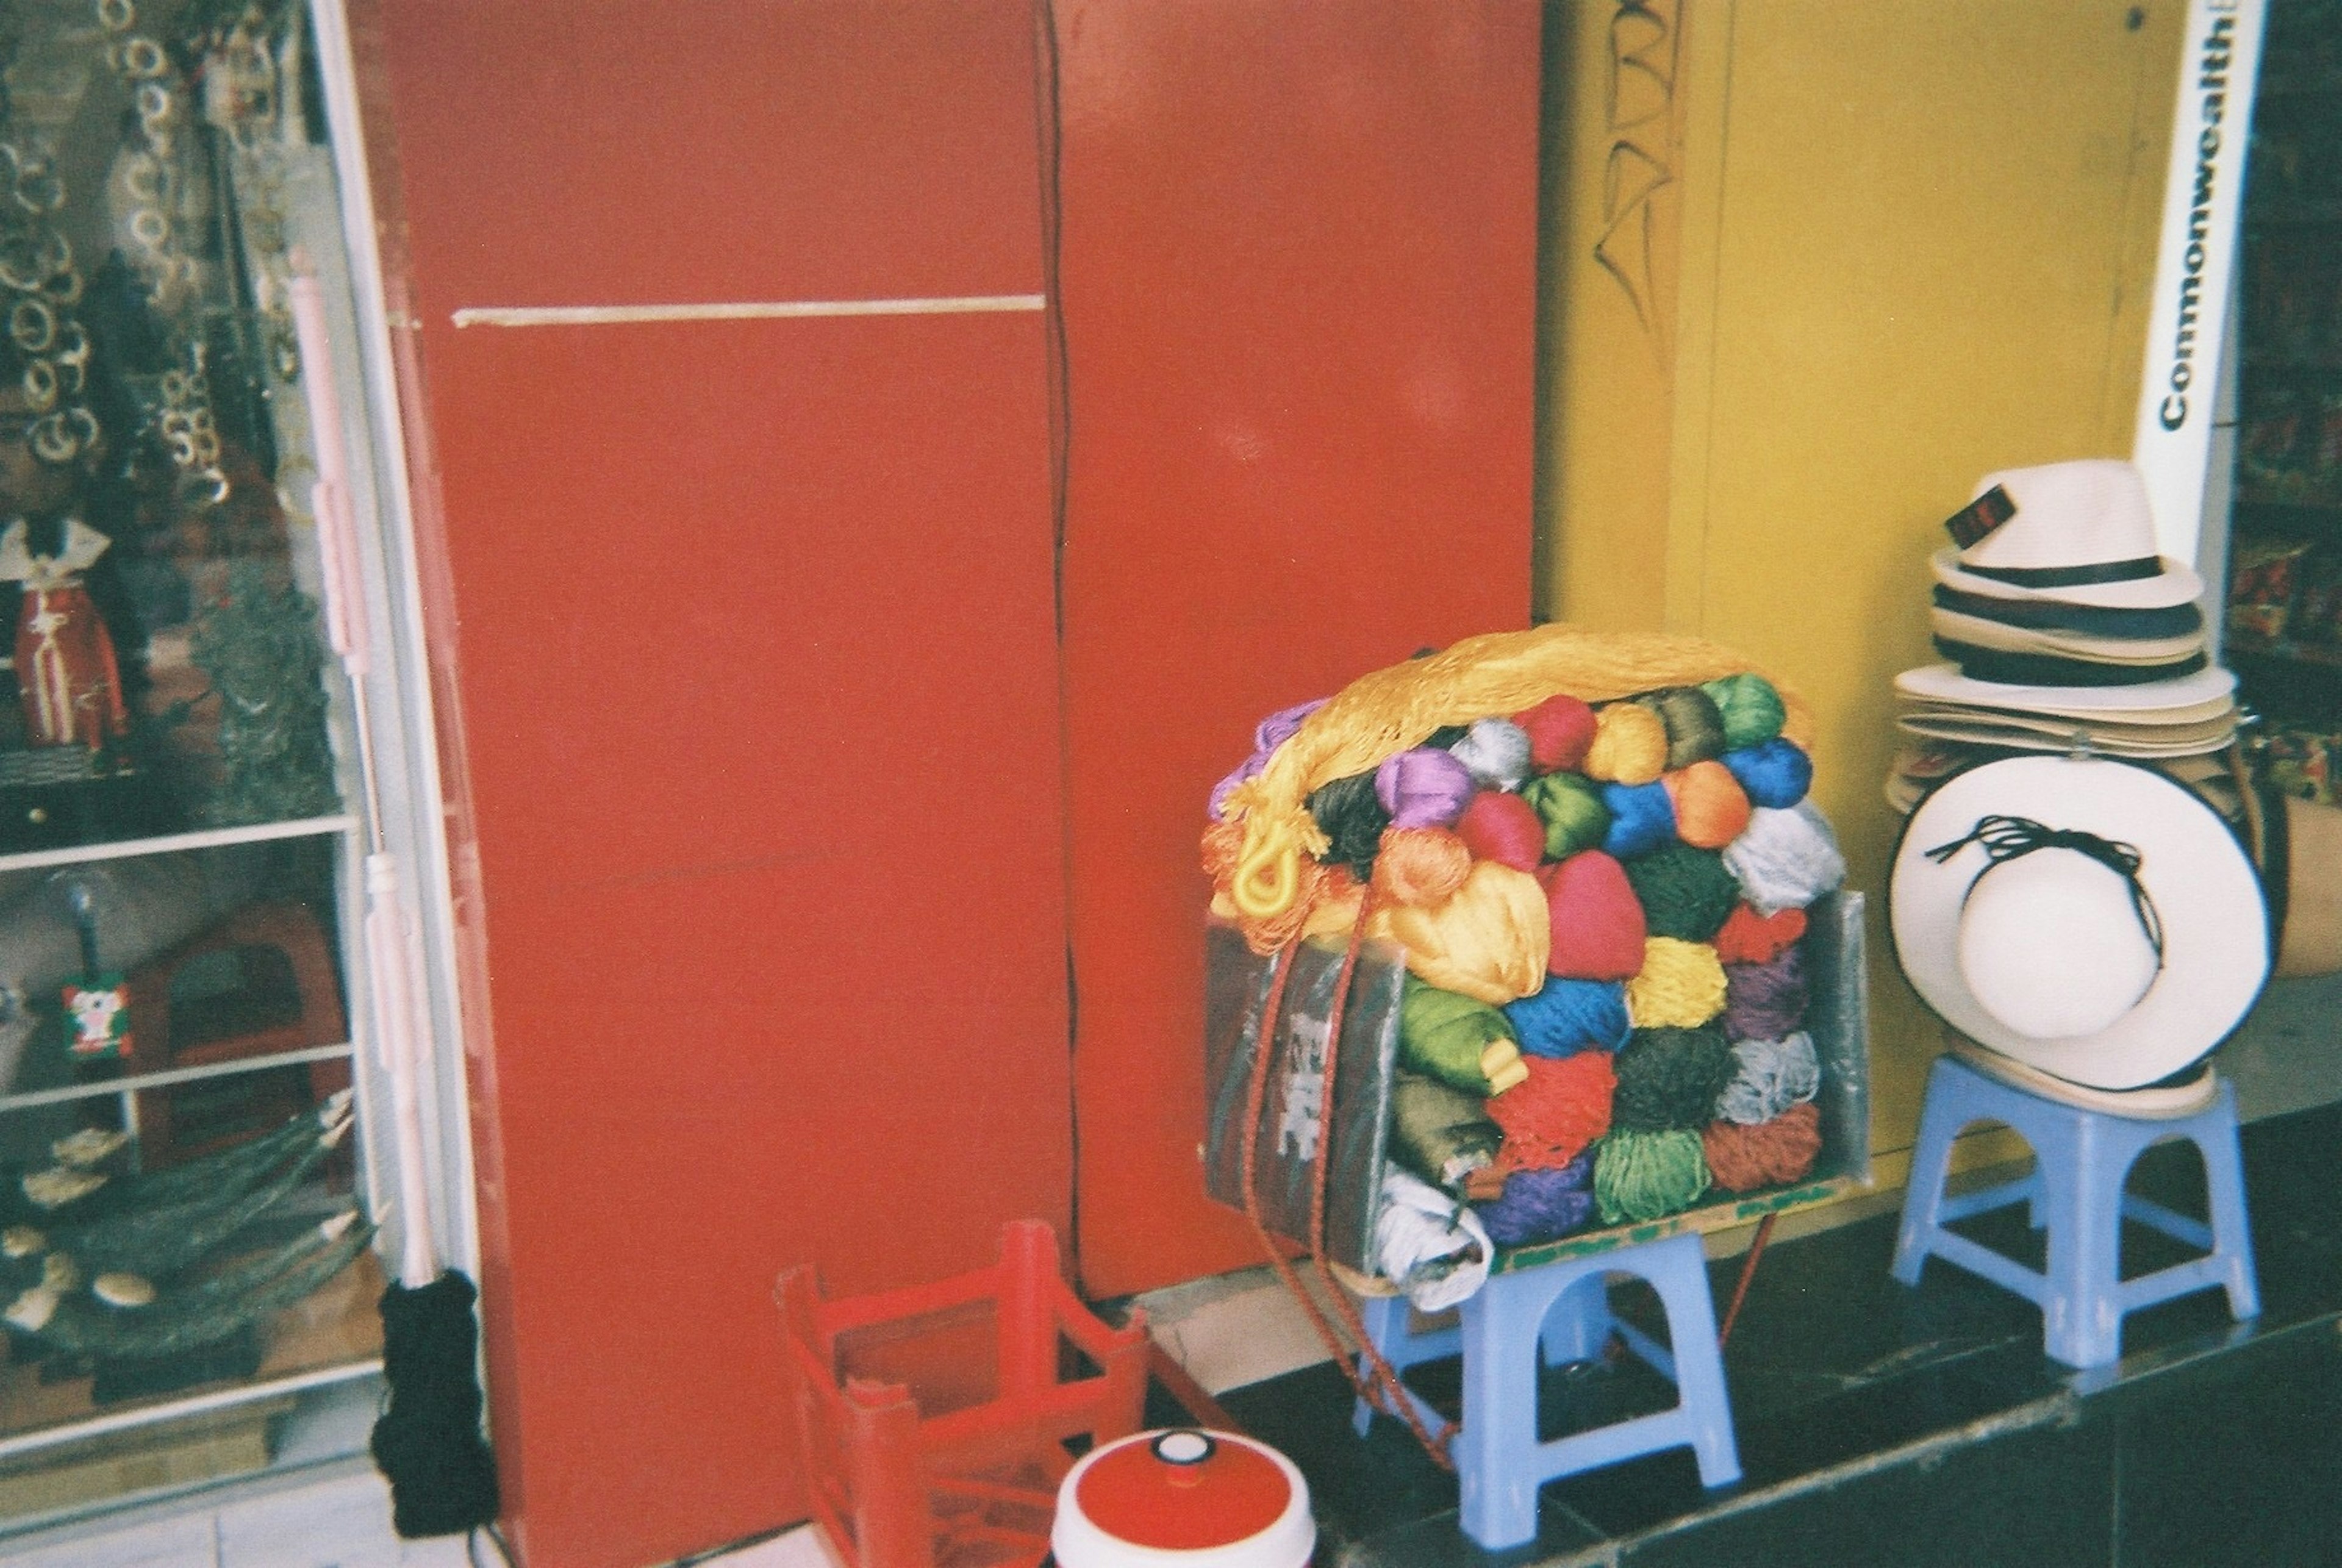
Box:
[1056, 0, 1544, 1297]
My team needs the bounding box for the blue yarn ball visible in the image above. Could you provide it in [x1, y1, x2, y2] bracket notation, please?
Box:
[1722, 738, 1813, 810]
[1599, 779, 1677, 859]
[1504, 978, 1632, 1058]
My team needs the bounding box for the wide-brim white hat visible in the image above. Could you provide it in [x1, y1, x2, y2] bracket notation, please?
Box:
[1932, 459, 2204, 610]
[1889, 754, 2268, 1089]
[1894, 662, 2235, 719]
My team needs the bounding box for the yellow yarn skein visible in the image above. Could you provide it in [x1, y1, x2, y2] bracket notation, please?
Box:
[1220, 624, 1813, 920]
[1370, 861, 1551, 1006]
[1582, 703, 1669, 785]
[1624, 937, 1728, 1029]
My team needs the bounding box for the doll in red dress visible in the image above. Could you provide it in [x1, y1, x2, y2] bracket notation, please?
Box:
[0, 514, 129, 750]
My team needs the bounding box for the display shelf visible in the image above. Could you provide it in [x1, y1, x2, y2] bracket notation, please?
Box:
[0, 818, 358, 880]
[0, 1250, 385, 1467]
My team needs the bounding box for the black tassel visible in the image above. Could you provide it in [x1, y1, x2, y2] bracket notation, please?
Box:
[371, 1270, 500, 1538]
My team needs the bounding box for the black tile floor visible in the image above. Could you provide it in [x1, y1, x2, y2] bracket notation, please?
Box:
[1179, 1097, 2342, 1567]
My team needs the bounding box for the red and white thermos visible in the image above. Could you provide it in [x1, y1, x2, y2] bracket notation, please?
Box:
[1051, 1429, 1316, 1568]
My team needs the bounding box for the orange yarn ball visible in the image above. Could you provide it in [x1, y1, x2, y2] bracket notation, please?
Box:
[1663, 760, 1753, 850]
[1702, 1101, 1822, 1192]
[1713, 903, 1808, 965]
[1489, 1051, 1616, 1170]
[1373, 827, 1474, 908]
[1201, 815, 1248, 885]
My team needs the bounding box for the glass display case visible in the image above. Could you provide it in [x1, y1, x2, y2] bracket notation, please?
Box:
[0, 0, 460, 1530]
[2226, 0, 2342, 797]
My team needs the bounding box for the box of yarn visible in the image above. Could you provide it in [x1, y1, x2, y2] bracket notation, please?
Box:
[1200, 626, 1872, 1280]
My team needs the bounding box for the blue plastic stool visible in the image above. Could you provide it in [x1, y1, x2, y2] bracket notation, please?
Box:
[1353, 1230, 1741, 1550]
[1891, 1053, 2260, 1369]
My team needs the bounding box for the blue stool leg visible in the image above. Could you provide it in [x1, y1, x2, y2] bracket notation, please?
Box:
[1457, 1265, 1565, 1550]
[2199, 1089, 2261, 1323]
[1643, 1237, 1741, 1489]
[1539, 1273, 1613, 1367]
[1892, 1059, 1966, 1286]
[2040, 1110, 2124, 1369]
[1352, 1294, 1404, 1439]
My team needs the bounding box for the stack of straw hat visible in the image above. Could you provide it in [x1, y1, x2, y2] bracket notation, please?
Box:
[1203, 630, 1849, 1254]
[1889, 459, 2240, 809]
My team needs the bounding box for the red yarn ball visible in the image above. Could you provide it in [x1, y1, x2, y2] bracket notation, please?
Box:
[1513, 693, 1599, 775]
[1538, 850, 1648, 980]
[1455, 790, 1547, 872]
[1713, 903, 1808, 965]
[1703, 1101, 1822, 1192]
[1489, 1051, 1616, 1170]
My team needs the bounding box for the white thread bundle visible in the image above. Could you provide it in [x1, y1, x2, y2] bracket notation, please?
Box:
[1447, 717, 1534, 791]
[1716, 1031, 1822, 1125]
[1373, 1169, 1494, 1311]
[1723, 801, 1847, 915]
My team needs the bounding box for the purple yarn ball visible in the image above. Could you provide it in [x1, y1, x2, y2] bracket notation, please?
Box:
[1724, 948, 1808, 1042]
[1375, 746, 1477, 829]
[1209, 698, 1330, 818]
[1474, 1153, 1598, 1247]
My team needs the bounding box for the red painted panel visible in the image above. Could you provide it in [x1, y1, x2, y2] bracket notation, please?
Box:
[409, 313, 1070, 1568]
[1056, 1, 1544, 1296]
[375, 2, 1044, 313]
[367, 5, 1067, 1560]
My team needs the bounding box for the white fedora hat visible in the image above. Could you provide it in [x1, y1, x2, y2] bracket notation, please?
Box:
[1889, 754, 2268, 1089]
[1894, 661, 2235, 720]
[1930, 459, 2205, 610]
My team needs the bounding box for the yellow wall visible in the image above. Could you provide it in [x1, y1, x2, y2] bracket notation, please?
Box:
[1539, 0, 2185, 1178]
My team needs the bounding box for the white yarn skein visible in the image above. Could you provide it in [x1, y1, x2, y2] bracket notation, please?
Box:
[1447, 717, 1534, 791]
[1716, 1031, 1821, 1125]
[1373, 1168, 1494, 1312]
[1724, 801, 1847, 915]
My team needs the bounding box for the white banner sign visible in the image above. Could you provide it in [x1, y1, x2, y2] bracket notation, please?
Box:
[2132, 0, 2266, 567]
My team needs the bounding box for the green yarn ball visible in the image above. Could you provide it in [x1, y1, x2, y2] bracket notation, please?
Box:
[1594, 1128, 1711, 1224]
[1613, 1025, 1736, 1131]
[1700, 673, 1788, 751]
[1520, 771, 1611, 860]
[1389, 1070, 1504, 1194]
[1624, 842, 1741, 941]
[1400, 976, 1520, 1094]
[1650, 686, 1728, 770]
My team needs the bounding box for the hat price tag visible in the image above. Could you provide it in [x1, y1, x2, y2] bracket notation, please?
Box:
[1943, 484, 2018, 550]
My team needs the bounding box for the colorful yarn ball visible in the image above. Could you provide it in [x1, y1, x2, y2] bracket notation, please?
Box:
[1613, 1025, 1736, 1132]
[1447, 717, 1534, 790]
[1400, 976, 1526, 1095]
[1623, 842, 1741, 942]
[1513, 693, 1599, 774]
[1649, 686, 1728, 770]
[1473, 1156, 1597, 1247]
[1581, 701, 1669, 786]
[1538, 851, 1647, 980]
[1455, 790, 1548, 872]
[1599, 779, 1676, 859]
[1716, 1032, 1822, 1125]
[1663, 760, 1752, 851]
[1722, 737, 1813, 810]
[1373, 827, 1474, 908]
[1722, 801, 1846, 915]
[1389, 1071, 1504, 1193]
[1375, 861, 1551, 1005]
[1488, 1050, 1616, 1170]
[1703, 1101, 1822, 1192]
[1201, 815, 1247, 886]
[1624, 937, 1727, 1029]
[1307, 771, 1390, 879]
[1521, 771, 1614, 861]
[1594, 1129, 1711, 1224]
[1724, 948, 1808, 1042]
[1375, 747, 1477, 829]
[1503, 977, 1631, 1058]
[1713, 903, 1808, 965]
[1699, 673, 1788, 751]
